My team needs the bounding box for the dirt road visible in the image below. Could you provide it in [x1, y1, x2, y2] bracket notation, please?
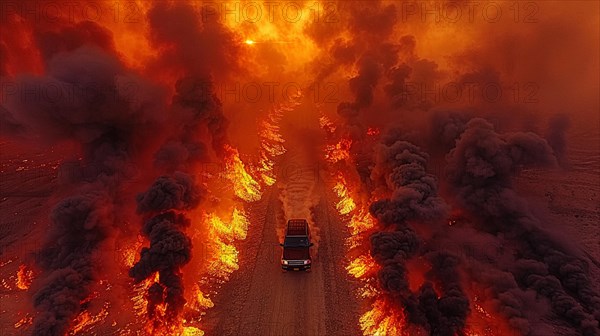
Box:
[202, 149, 361, 336]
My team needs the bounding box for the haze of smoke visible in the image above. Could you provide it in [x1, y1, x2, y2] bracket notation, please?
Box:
[337, 55, 382, 124]
[545, 114, 570, 167]
[146, 2, 239, 161]
[171, 76, 230, 159]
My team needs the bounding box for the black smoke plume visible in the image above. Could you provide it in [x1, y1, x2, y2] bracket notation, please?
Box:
[368, 137, 470, 335]
[136, 172, 201, 213]
[129, 211, 192, 321]
[129, 173, 202, 322]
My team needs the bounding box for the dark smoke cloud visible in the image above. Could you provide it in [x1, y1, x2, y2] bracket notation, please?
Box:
[34, 20, 115, 62]
[2, 47, 163, 143]
[131, 217, 190, 318]
[428, 111, 471, 154]
[370, 140, 448, 224]
[172, 77, 230, 158]
[370, 229, 420, 263]
[384, 63, 411, 108]
[32, 192, 110, 335]
[367, 136, 469, 335]
[129, 211, 192, 321]
[422, 252, 470, 336]
[1, 42, 165, 334]
[147, 2, 240, 78]
[337, 54, 382, 125]
[136, 172, 201, 213]
[130, 172, 201, 322]
[446, 118, 600, 335]
[145, 2, 237, 161]
[153, 141, 208, 172]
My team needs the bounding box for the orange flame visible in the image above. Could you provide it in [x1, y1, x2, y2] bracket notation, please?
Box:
[182, 326, 205, 336]
[191, 284, 214, 311]
[132, 273, 160, 319]
[360, 298, 408, 336]
[14, 314, 32, 329]
[319, 115, 337, 134]
[121, 238, 144, 268]
[170, 208, 251, 334]
[331, 161, 393, 335]
[367, 128, 380, 137]
[257, 105, 287, 186]
[202, 207, 250, 283]
[334, 174, 356, 215]
[69, 302, 110, 335]
[16, 264, 33, 290]
[224, 145, 262, 202]
[325, 138, 352, 163]
[346, 254, 377, 279]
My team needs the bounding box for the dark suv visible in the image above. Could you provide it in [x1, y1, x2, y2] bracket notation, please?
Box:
[280, 219, 313, 271]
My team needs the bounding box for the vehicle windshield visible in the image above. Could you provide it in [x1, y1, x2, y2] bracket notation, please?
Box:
[283, 236, 309, 247]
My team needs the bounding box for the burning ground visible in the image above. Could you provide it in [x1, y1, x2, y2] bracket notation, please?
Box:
[1, 1, 599, 336]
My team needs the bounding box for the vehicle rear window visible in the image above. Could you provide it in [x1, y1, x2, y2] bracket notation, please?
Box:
[283, 236, 309, 247]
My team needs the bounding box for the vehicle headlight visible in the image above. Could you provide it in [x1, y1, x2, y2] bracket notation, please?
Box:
[282, 260, 288, 265]
[303, 260, 311, 265]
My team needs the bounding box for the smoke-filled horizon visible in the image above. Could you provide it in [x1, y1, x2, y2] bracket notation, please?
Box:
[0, 1, 598, 335]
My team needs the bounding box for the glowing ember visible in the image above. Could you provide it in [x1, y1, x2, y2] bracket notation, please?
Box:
[367, 128, 380, 136]
[224, 145, 262, 202]
[14, 314, 32, 329]
[16, 264, 33, 290]
[244, 39, 255, 45]
[464, 290, 514, 336]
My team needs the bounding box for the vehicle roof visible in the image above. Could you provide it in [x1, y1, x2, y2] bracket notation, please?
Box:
[286, 219, 308, 236]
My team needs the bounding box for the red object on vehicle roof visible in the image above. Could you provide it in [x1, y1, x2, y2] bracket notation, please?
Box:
[286, 219, 309, 236]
